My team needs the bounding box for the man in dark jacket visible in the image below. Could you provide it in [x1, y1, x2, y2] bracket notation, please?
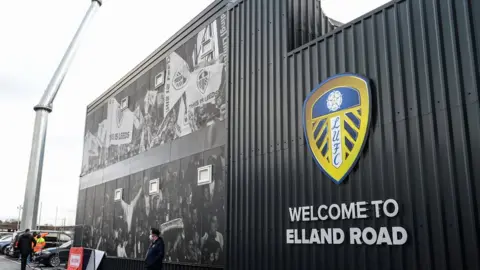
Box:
[145, 228, 164, 269]
[18, 229, 36, 270]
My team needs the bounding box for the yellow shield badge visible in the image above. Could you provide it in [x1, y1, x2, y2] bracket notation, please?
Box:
[303, 73, 372, 185]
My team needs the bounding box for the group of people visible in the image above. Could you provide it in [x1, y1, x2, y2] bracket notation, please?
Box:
[15, 229, 46, 270]
[79, 148, 226, 267]
[17, 228, 165, 270]
[83, 88, 226, 176]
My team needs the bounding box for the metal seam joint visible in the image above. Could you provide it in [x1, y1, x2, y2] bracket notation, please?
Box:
[33, 105, 52, 113]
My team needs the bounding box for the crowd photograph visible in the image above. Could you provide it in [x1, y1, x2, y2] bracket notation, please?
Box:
[76, 15, 228, 266]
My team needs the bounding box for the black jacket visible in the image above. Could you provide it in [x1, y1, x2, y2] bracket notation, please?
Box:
[145, 237, 164, 269]
[18, 233, 36, 255]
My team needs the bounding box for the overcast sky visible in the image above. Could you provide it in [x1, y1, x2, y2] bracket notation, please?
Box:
[0, 0, 215, 225]
[0, 0, 390, 226]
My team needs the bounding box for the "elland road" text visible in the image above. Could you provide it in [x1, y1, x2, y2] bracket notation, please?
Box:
[286, 199, 408, 246]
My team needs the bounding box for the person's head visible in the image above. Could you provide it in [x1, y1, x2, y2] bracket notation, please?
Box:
[216, 93, 223, 106]
[25, 229, 30, 233]
[192, 208, 198, 222]
[187, 240, 194, 250]
[32, 232, 38, 237]
[204, 186, 210, 200]
[193, 231, 200, 245]
[150, 228, 160, 242]
[210, 216, 218, 233]
[193, 157, 200, 167]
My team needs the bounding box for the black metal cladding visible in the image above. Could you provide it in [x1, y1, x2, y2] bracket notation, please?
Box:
[227, 1, 480, 270]
[287, 0, 336, 51]
[99, 257, 222, 270]
[75, 0, 480, 269]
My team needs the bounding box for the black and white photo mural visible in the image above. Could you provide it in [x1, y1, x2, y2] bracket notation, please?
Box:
[77, 145, 226, 265]
[81, 14, 228, 176]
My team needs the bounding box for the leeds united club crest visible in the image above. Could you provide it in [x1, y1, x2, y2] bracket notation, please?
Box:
[197, 69, 210, 94]
[303, 73, 372, 185]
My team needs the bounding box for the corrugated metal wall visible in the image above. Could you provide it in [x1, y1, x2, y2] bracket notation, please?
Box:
[227, 0, 480, 270]
[99, 257, 222, 270]
[287, 0, 336, 50]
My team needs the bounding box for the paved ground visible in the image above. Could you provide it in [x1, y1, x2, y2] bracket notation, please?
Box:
[0, 256, 22, 270]
[0, 255, 63, 270]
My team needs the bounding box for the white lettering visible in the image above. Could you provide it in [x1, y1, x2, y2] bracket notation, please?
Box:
[301, 229, 310, 244]
[317, 205, 328, 221]
[310, 206, 318, 221]
[286, 227, 407, 245]
[392, 227, 408, 245]
[356, 201, 368, 219]
[371, 200, 383, 218]
[349, 228, 362, 244]
[333, 228, 345, 244]
[362, 227, 377, 245]
[328, 204, 341, 220]
[294, 229, 301, 244]
[289, 207, 302, 222]
[383, 199, 399, 217]
[321, 228, 332, 244]
[341, 203, 356, 219]
[330, 116, 343, 168]
[290, 200, 401, 222]
[310, 229, 321, 244]
[376, 227, 393, 245]
[286, 199, 407, 246]
[286, 229, 295, 244]
[301, 206, 310, 221]
[220, 14, 227, 35]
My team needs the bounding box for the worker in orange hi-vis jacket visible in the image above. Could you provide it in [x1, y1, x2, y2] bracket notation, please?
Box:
[34, 233, 46, 253]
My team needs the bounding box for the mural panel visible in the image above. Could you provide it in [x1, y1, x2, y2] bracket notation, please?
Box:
[198, 147, 225, 265]
[92, 184, 105, 250]
[113, 175, 130, 258]
[83, 187, 95, 248]
[73, 189, 86, 247]
[103, 181, 116, 255]
[81, 15, 228, 176]
[78, 145, 226, 266]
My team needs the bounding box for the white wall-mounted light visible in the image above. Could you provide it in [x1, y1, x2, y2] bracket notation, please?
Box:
[197, 165, 212, 186]
[149, 178, 160, 195]
[155, 71, 165, 88]
[114, 188, 123, 201]
[120, 96, 129, 110]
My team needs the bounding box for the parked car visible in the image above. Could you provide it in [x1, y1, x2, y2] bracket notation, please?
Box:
[33, 240, 72, 267]
[7, 230, 72, 258]
[0, 232, 12, 238]
[0, 235, 12, 254]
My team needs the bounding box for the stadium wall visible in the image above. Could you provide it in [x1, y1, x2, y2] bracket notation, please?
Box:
[75, 0, 229, 269]
[226, 0, 480, 269]
[75, 0, 480, 269]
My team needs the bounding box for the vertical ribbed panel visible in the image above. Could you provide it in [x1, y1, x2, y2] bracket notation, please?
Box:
[287, 0, 335, 51]
[227, 0, 480, 270]
[99, 257, 221, 270]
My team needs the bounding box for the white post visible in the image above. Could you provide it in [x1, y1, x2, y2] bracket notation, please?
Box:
[16, 205, 23, 230]
[54, 206, 58, 231]
[20, 0, 104, 231]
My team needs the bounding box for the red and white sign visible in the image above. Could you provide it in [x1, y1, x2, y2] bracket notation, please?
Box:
[67, 247, 84, 270]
